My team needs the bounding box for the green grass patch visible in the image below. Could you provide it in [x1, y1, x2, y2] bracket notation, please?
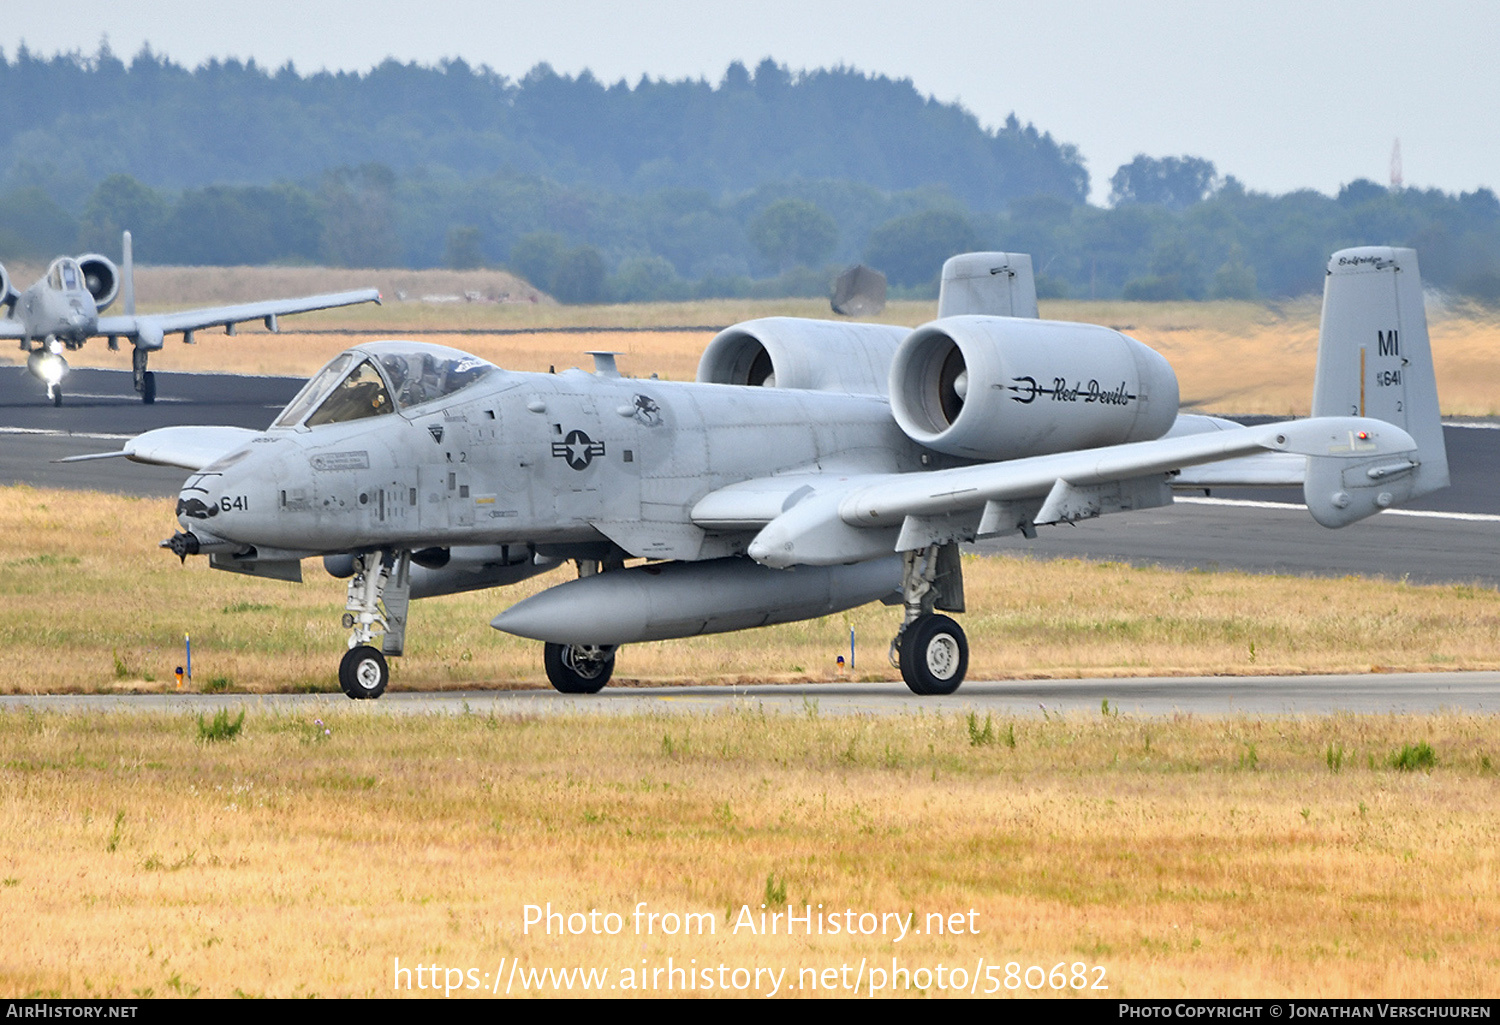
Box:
[1389, 741, 1436, 772]
[196, 709, 245, 743]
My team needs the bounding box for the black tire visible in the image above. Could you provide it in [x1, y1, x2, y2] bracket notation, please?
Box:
[51, 386, 62, 408]
[339, 644, 389, 699]
[543, 642, 614, 694]
[899, 614, 968, 696]
[141, 371, 156, 405]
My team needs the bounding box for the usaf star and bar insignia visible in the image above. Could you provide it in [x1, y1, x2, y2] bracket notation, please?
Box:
[552, 429, 607, 470]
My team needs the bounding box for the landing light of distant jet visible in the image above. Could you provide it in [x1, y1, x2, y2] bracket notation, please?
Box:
[26, 350, 68, 385]
[25, 349, 68, 407]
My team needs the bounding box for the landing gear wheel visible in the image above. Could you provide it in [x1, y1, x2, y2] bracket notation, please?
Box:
[140, 371, 156, 405]
[339, 644, 389, 699]
[49, 385, 61, 407]
[899, 614, 968, 696]
[543, 643, 615, 694]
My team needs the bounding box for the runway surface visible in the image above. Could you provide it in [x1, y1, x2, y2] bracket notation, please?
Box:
[0, 364, 302, 495]
[4, 672, 1498, 717]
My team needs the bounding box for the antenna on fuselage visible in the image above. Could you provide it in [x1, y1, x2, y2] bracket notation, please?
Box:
[122, 230, 135, 316]
[586, 351, 623, 377]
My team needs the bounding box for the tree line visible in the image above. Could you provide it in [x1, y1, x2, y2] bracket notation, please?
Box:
[1, 44, 1498, 303]
[0, 43, 1085, 210]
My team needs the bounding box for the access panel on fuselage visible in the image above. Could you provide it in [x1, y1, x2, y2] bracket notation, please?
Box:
[531, 387, 633, 527]
[404, 409, 475, 532]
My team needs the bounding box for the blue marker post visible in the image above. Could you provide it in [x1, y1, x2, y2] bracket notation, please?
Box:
[185, 634, 192, 683]
[850, 627, 855, 673]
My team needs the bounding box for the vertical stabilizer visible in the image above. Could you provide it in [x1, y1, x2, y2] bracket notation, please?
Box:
[937, 252, 1039, 318]
[1304, 247, 1448, 526]
[122, 230, 135, 316]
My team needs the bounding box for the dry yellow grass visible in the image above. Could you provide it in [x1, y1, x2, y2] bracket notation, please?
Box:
[2, 709, 1496, 998]
[5, 268, 1496, 414]
[1043, 297, 1500, 417]
[4, 485, 1500, 695]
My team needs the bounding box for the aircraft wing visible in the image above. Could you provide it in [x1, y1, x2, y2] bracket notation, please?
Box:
[699, 417, 1418, 568]
[1170, 452, 1306, 487]
[58, 426, 260, 471]
[1162, 413, 1306, 487]
[95, 288, 380, 342]
[0, 321, 23, 339]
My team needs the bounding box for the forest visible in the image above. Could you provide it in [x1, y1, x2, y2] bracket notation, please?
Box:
[1, 42, 1498, 303]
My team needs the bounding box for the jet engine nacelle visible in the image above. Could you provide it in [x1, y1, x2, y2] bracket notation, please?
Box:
[889, 316, 1180, 460]
[75, 254, 119, 312]
[697, 317, 908, 396]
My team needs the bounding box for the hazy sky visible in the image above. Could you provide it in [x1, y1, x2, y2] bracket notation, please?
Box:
[5, 0, 1497, 204]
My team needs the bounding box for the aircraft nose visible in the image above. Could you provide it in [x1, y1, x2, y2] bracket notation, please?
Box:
[165, 472, 249, 561]
[175, 485, 226, 530]
[174, 465, 249, 533]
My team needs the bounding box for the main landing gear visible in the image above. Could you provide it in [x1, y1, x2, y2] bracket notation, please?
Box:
[543, 643, 616, 693]
[889, 544, 969, 695]
[541, 553, 622, 694]
[337, 550, 410, 699]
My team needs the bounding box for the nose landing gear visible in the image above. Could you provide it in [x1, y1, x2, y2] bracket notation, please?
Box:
[340, 646, 390, 699]
[26, 345, 68, 406]
[337, 550, 410, 699]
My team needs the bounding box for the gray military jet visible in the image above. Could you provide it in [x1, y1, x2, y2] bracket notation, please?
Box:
[1, 231, 380, 406]
[95, 247, 1447, 698]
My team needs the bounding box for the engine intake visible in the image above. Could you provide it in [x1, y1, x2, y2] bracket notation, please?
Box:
[889, 316, 1179, 460]
[75, 254, 120, 311]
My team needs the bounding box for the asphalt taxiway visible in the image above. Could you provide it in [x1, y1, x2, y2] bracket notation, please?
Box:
[3, 672, 1498, 716]
[0, 364, 302, 495]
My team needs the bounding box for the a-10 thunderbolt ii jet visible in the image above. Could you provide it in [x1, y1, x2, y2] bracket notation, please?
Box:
[1, 231, 380, 405]
[97, 247, 1447, 698]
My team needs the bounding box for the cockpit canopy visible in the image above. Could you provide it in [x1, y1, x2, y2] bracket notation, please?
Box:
[47, 258, 82, 293]
[273, 342, 497, 429]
